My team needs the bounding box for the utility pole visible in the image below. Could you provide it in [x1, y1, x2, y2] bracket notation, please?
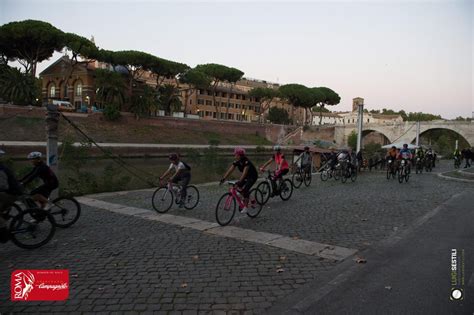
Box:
[46, 103, 59, 199]
[415, 121, 420, 147]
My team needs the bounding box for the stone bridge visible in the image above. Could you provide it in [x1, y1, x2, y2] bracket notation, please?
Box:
[325, 120, 473, 147]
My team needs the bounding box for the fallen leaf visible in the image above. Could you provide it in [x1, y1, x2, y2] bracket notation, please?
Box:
[98, 287, 104, 291]
[279, 256, 287, 261]
[276, 268, 285, 273]
[355, 257, 367, 264]
[192, 255, 199, 261]
[292, 236, 300, 240]
[181, 282, 188, 288]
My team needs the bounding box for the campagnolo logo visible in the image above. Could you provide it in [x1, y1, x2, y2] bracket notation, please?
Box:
[12, 271, 35, 300]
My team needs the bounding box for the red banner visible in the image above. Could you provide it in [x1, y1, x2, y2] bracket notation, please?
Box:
[11, 270, 69, 301]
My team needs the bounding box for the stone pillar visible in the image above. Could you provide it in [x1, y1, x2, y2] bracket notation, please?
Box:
[46, 103, 59, 199]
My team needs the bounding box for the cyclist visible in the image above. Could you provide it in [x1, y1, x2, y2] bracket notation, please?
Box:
[220, 147, 258, 214]
[19, 152, 58, 210]
[159, 153, 191, 208]
[425, 148, 434, 168]
[397, 144, 413, 172]
[297, 146, 312, 175]
[328, 148, 338, 171]
[260, 145, 289, 194]
[454, 148, 461, 167]
[0, 149, 22, 242]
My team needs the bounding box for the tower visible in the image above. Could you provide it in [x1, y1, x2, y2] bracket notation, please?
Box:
[352, 97, 364, 112]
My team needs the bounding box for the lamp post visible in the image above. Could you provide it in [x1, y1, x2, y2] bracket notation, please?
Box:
[356, 101, 364, 154]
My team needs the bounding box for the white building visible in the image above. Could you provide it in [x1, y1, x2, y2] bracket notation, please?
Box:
[311, 97, 403, 126]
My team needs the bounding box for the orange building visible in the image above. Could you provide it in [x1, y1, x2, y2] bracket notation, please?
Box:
[40, 56, 304, 124]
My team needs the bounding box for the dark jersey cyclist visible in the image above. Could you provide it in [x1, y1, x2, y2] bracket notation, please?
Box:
[20, 151, 59, 209]
[220, 147, 258, 214]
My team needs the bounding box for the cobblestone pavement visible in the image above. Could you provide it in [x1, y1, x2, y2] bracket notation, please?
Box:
[0, 205, 335, 314]
[0, 161, 469, 314]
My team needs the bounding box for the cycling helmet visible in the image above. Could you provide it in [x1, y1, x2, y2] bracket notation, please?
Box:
[0, 149, 5, 156]
[391, 146, 396, 149]
[168, 153, 179, 161]
[27, 151, 42, 159]
[304, 146, 309, 151]
[273, 145, 281, 151]
[233, 147, 246, 156]
[403, 144, 408, 148]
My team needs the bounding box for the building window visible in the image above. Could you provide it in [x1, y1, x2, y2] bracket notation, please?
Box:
[205, 100, 212, 105]
[213, 112, 217, 118]
[236, 94, 241, 100]
[75, 82, 82, 96]
[230, 93, 235, 99]
[49, 84, 56, 98]
[198, 99, 204, 105]
[242, 95, 246, 100]
[222, 92, 227, 98]
[189, 99, 192, 105]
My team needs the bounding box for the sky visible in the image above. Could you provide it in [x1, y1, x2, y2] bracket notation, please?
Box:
[1, 0, 473, 119]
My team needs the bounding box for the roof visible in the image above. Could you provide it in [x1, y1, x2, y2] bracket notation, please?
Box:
[311, 112, 342, 118]
[291, 146, 332, 154]
[371, 114, 402, 119]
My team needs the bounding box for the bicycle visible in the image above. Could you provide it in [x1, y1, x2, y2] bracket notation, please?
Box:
[320, 163, 341, 181]
[13, 193, 81, 228]
[215, 181, 263, 226]
[454, 156, 461, 169]
[415, 157, 423, 174]
[1, 197, 56, 249]
[398, 159, 410, 183]
[386, 158, 397, 180]
[256, 170, 293, 205]
[152, 181, 200, 213]
[292, 165, 312, 188]
[424, 156, 433, 172]
[340, 161, 357, 183]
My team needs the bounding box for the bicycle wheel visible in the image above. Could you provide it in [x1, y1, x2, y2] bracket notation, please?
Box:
[151, 187, 173, 213]
[183, 185, 200, 210]
[386, 168, 391, 180]
[292, 171, 303, 188]
[320, 170, 329, 182]
[279, 179, 293, 201]
[49, 197, 81, 228]
[334, 168, 341, 181]
[215, 193, 236, 226]
[246, 189, 263, 218]
[9, 208, 56, 249]
[341, 167, 348, 183]
[351, 168, 357, 182]
[398, 168, 404, 183]
[303, 171, 312, 187]
[256, 181, 271, 205]
[405, 169, 410, 182]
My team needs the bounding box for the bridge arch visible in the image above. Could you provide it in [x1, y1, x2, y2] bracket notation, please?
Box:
[362, 129, 392, 146]
[411, 127, 472, 150]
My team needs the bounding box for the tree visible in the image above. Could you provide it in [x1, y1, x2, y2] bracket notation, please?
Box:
[100, 50, 157, 97]
[308, 87, 326, 125]
[94, 69, 127, 109]
[348, 130, 357, 150]
[194, 63, 244, 119]
[130, 85, 157, 119]
[278, 84, 313, 125]
[0, 64, 40, 105]
[62, 33, 99, 88]
[267, 107, 290, 125]
[316, 87, 341, 125]
[0, 20, 64, 77]
[178, 68, 212, 115]
[157, 84, 182, 115]
[248, 87, 278, 123]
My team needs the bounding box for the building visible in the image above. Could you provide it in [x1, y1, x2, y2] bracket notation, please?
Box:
[39, 56, 305, 124]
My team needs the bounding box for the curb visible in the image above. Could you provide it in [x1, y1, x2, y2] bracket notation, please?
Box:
[437, 171, 474, 183]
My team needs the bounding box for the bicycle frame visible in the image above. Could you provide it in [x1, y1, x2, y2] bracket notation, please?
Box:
[224, 185, 247, 210]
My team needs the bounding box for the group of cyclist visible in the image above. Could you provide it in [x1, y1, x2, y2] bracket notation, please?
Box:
[385, 144, 437, 173]
[160, 145, 311, 214]
[0, 150, 59, 242]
